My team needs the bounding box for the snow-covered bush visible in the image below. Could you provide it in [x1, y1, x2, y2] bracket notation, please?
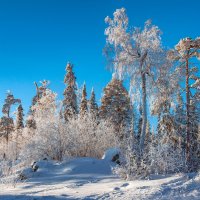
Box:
[19, 88, 118, 161]
[149, 140, 184, 174]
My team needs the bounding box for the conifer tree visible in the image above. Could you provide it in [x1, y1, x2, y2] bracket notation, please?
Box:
[16, 104, 24, 130]
[169, 37, 200, 168]
[14, 104, 24, 160]
[63, 63, 77, 121]
[0, 92, 21, 159]
[89, 88, 98, 117]
[100, 78, 131, 138]
[79, 83, 88, 116]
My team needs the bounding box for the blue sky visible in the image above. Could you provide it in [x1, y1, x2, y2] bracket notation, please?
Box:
[0, 0, 199, 117]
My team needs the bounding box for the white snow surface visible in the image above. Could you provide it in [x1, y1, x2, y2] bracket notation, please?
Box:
[1, 157, 200, 200]
[102, 147, 120, 161]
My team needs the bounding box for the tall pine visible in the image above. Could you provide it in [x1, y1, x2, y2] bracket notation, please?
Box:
[63, 63, 77, 121]
[79, 83, 88, 117]
[89, 88, 98, 117]
[16, 104, 24, 130]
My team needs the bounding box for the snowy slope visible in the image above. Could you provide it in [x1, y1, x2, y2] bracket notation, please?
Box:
[0, 157, 200, 200]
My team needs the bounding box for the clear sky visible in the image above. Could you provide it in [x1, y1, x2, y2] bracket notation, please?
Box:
[0, 0, 199, 117]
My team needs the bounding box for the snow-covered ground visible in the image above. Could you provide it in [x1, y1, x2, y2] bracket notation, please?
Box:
[0, 157, 200, 200]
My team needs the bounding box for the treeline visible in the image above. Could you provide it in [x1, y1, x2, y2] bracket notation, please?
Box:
[0, 63, 131, 163]
[0, 7, 199, 180]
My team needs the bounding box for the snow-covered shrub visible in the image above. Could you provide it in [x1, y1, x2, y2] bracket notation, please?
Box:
[65, 115, 118, 158]
[149, 140, 184, 174]
[114, 127, 185, 180]
[0, 159, 30, 186]
[19, 88, 118, 161]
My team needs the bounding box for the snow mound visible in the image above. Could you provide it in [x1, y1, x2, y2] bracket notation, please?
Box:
[102, 147, 120, 161]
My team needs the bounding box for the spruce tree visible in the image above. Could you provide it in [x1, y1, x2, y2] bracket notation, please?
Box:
[100, 78, 131, 138]
[63, 63, 77, 121]
[80, 83, 88, 116]
[16, 104, 24, 130]
[89, 88, 98, 117]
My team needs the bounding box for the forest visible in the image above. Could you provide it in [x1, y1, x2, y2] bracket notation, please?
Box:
[0, 7, 200, 200]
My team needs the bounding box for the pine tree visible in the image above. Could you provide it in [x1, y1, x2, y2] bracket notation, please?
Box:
[0, 92, 21, 159]
[79, 83, 88, 116]
[16, 104, 24, 130]
[89, 88, 98, 117]
[63, 63, 77, 121]
[100, 78, 131, 138]
[13, 104, 24, 160]
[169, 37, 200, 168]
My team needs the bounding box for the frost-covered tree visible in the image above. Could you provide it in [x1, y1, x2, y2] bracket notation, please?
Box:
[145, 121, 151, 147]
[89, 88, 98, 117]
[79, 83, 88, 117]
[104, 8, 163, 152]
[11, 104, 24, 160]
[26, 80, 49, 129]
[150, 55, 181, 149]
[189, 99, 200, 171]
[15, 104, 24, 130]
[66, 115, 117, 158]
[63, 63, 77, 121]
[24, 88, 64, 161]
[1, 91, 21, 118]
[0, 92, 21, 159]
[169, 37, 200, 169]
[174, 93, 186, 159]
[21, 87, 117, 161]
[136, 103, 143, 143]
[100, 77, 131, 138]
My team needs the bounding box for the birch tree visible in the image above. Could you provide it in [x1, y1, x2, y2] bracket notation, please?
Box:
[104, 8, 162, 153]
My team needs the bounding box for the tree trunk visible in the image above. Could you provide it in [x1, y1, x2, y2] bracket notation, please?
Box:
[140, 72, 147, 155]
[185, 52, 190, 170]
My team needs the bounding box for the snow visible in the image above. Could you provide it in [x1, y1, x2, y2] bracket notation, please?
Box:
[102, 147, 120, 161]
[1, 158, 200, 200]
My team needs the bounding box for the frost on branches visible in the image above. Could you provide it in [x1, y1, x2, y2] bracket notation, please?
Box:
[169, 37, 200, 171]
[62, 62, 78, 121]
[100, 77, 132, 139]
[104, 8, 163, 153]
